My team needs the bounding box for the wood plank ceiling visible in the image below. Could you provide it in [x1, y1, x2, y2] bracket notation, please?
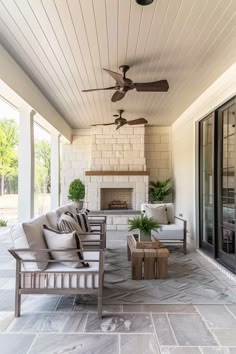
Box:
[0, 0, 235, 128]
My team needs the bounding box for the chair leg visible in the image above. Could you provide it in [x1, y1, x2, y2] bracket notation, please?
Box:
[98, 292, 103, 319]
[15, 291, 21, 317]
[183, 238, 187, 255]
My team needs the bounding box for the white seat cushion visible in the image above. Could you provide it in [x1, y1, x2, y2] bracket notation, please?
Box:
[22, 252, 100, 289]
[152, 224, 184, 240]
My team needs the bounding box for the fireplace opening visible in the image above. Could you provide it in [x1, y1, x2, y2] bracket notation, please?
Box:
[100, 188, 133, 210]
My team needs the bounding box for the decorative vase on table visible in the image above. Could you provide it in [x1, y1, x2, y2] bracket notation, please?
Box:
[139, 230, 151, 242]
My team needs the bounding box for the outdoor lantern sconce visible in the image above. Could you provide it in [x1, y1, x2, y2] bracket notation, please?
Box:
[136, 0, 154, 5]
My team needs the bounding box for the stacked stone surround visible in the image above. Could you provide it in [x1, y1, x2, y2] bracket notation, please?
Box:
[61, 126, 172, 210]
[90, 125, 146, 171]
[85, 175, 149, 211]
[145, 126, 172, 181]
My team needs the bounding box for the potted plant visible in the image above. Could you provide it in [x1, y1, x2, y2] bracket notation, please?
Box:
[149, 178, 172, 203]
[128, 215, 160, 241]
[68, 179, 85, 210]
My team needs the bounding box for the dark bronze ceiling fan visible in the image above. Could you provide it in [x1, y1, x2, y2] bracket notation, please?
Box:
[82, 65, 169, 102]
[91, 110, 148, 130]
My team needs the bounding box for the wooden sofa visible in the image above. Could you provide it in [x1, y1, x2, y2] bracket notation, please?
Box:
[141, 203, 187, 254]
[9, 203, 106, 318]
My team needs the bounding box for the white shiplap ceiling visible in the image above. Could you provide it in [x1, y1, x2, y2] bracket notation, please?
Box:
[0, 0, 235, 128]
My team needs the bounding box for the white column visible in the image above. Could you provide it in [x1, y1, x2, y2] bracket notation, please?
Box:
[18, 109, 36, 221]
[50, 133, 60, 209]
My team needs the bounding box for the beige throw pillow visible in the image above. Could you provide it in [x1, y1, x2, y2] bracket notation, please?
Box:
[145, 205, 168, 225]
[22, 223, 50, 271]
[43, 226, 88, 268]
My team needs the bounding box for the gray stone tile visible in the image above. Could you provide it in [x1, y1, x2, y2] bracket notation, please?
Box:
[226, 305, 236, 317]
[62, 313, 87, 332]
[85, 313, 154, 333]
[152, 314, 177, 345]
[197, 305, 236, 328]
[55, 295, 74, 311]
[22, 295, 60, 313]
[201, 347, 234, 353]
[212, 330, 236, 346]
[123, 304, 196, 313]
[120, 334, 160, 354]
[0, 334, 35, 354]
[168, 314, 218, 346]
[28, 333, 119, 354]
[160, 347, 201, 354]
[74, 303, 122, 313]
[0, 291, 15, 311]
[0, 312, 14, 332]
[8, 312, 87, 333]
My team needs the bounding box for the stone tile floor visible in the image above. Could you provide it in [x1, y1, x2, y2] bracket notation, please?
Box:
[1, 232, 236, 353]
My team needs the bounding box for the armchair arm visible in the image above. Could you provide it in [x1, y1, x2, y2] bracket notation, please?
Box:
[174, 216, 187, 254]
[8, 248, 104, 264]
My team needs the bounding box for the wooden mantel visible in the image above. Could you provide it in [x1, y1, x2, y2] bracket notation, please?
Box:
[85, 171, 149, 176]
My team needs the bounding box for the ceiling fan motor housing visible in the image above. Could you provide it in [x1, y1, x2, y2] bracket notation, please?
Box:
[136, 0, 154, 6]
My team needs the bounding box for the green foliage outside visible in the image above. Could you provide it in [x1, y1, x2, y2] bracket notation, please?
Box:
[0, 119, 18, 196]
[0, 219, 8, 227]
[0, 118, 51, 196]
[128, 215, 160, 235]
[149, 178, 172, 202]
[35, 140, 51, 193]
[68, 179, 85, 201]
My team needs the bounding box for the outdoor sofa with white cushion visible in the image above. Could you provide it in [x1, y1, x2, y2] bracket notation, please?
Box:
[9, 203, 106, 318]
[141, 203, 187, 254]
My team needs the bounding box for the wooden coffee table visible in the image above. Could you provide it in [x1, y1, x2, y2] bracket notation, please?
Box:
[127, 235, 169, 280]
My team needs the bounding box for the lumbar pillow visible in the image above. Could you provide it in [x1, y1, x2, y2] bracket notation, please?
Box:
[144, 205, 168, 224]
[43, 225, 89, 268]
[21, 222, 50, 271]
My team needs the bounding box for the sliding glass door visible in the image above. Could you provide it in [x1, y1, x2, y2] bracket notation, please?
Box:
[199, 97, 236, 272]
[217, 101, 236, 271]
[199, 113, 215, 255]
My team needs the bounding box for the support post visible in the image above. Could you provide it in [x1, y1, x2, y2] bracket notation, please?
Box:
[18, 109, 36, 221]
[50, 133, 60, 209]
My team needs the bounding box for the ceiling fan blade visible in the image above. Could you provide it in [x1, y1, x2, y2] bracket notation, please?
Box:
[103, 69, 124, 86]
[127, 118, 148, 125]
[134, 80, 169, 92]
[82, 86, 116, 92]
[111, 90, 126, 102]
[91, 122, 115, 127]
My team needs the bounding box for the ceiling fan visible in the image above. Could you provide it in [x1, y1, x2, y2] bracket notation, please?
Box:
[82, 65, 169, 102]
[91, 110, 148, 130]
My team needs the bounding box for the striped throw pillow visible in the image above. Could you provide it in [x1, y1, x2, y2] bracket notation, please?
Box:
[58, 212, 84, 235]
[75, 209, 91, 233]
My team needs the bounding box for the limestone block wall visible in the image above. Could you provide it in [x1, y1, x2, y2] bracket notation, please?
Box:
[145, 126, 172, 182]
[61, 126, 172, 205]
[90, 125, 146, 171]
[61, 129, 91, 204]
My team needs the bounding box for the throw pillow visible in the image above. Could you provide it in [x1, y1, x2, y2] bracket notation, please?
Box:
[43, 225, 89, 268]
[58, 212, 84, 235]
[75, 209, 91, 233]
[22, 223, 50, 271]
[145, 205, 168, 225]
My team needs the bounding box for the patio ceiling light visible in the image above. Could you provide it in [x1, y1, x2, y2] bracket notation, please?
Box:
[136, 0, 154, 5]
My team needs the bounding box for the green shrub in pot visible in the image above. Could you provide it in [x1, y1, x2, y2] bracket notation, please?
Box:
[68, 179, 85, 209]
[128, 215, 160, 241]
[149, 178, 172, 203]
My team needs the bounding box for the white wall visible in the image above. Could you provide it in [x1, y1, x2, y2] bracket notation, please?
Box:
[172, 63, 236, 242]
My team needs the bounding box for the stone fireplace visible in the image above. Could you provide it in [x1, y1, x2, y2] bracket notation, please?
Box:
[100, 188, 133, 210]
[85, 125, 149, 211]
